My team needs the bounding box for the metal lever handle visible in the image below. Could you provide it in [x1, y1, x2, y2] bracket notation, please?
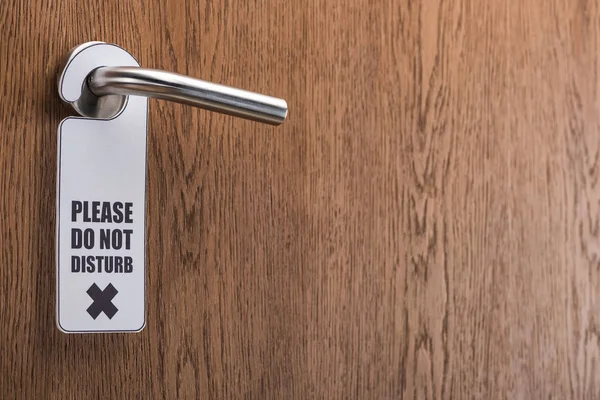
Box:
[87, 67, 288, 125]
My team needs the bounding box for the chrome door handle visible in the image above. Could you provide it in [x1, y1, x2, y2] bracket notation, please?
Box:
[88, 67, 287, 125]
[58, 43, 288, 125]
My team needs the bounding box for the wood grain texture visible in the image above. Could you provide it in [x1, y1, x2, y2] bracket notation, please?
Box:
[2, 0, 600, 398]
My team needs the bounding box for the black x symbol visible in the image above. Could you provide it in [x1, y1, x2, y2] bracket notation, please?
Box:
[86, 283, 118, 319]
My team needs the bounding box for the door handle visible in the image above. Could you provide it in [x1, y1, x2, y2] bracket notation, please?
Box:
[88, 67, 287, 125]
[58, 43, 288, 125]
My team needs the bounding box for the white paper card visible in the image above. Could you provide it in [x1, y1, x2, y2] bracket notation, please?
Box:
[56, 109, 148, 332]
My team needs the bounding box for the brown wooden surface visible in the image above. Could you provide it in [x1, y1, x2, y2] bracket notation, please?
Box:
[2, 0, 600, 398]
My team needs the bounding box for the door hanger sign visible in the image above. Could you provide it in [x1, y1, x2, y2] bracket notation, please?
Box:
[56, 43, 147, 333]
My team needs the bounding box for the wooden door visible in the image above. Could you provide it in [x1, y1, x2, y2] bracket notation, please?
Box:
[2, 0, 600, 398]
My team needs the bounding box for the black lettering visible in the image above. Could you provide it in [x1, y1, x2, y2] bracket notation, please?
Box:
[115, 257, 123, 273]
[101, 202, 113, 223]
[105, 256, 113, 273]
[99, 229, 110, 249]
[125, 202, 133, 223]
[111, 229, 122, 250]
[92, 201, 100, 222]
[71, 255, 80, 272]
[124, 257, 133, 273]
[113, 202, 124, 223]
[123, 229, 133, 250]
[83, 201, 91, 222]
[86, 255, 95, 273]
[83, 228, 94, 249]
[71, 228, 82, 249]
[69, 256, 135, 273]
[72, 201, 82, 222]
